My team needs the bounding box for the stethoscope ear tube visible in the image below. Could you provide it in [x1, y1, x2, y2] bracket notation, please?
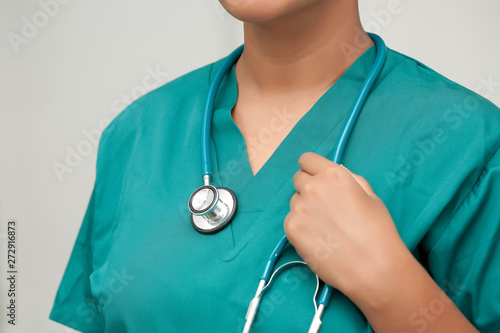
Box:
[260, 235, 289, 280]
[191, 46, 243, 235]
[201, 45, 244, 178]
[317, 32, 387, 313]
[244, 33, 388, 332]
[331, 32, 387, 164]
[190, 32, 387, 331]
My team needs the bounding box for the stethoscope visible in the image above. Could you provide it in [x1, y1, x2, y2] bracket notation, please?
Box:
[188, 33, 387, 332]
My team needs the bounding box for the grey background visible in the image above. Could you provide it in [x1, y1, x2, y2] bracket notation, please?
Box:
[0, 0, 499, 332]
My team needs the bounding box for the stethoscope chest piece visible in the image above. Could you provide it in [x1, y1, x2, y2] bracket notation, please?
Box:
[189, 185, 237, 234]
[187, 33, 387, 331]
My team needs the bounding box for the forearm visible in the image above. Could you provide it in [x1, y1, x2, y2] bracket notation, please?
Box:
[345, 249, 478, 333]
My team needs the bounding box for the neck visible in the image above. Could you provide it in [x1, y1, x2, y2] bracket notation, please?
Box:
[235, 1, 373, 97]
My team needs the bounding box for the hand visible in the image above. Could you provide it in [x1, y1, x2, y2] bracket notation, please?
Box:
[284, 152, 479, 332]
[284, 152, 411, 303]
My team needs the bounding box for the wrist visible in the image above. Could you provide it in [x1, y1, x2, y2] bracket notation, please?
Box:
[341, 244, 479, 333]
[343, 241, 417, 312]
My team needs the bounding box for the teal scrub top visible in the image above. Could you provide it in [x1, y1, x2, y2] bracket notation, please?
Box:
[49, 45, 500, 332]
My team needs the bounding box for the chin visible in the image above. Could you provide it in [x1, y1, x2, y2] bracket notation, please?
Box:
[218, 0, 323, 23]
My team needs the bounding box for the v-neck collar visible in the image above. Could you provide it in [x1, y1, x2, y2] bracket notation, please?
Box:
[209, 45, 379, 250]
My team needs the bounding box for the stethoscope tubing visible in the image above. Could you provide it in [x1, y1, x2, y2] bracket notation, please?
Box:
[331, 33, 387, 163]
[201, 45, 244, 178]
[197, 33, 387, 331]
[320, 32, 388, 308]
[257, 33, 387, 327]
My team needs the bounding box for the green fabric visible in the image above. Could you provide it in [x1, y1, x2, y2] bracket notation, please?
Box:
[49, 45, 500, 332]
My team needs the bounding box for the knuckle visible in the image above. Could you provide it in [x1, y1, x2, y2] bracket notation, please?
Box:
[284, 214, 300, 237]
[302, 181, 315, 194]
[290, 196, 309, 215]
[324, 165, 339, 178]
[289, 192, 299, 207]
[295, 201, 309, 214]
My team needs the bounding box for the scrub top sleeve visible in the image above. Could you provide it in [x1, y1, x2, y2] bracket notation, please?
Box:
[427, 147, 500, 332]
[49, 188, 104, 333]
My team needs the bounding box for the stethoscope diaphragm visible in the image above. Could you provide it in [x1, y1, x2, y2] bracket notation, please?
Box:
[188, 185, 237, 234]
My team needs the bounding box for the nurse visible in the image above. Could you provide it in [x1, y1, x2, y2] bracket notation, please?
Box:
[50, 0, 500, 332]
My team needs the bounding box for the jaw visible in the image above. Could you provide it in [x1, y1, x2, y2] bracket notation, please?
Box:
[218, 0, 335, 24]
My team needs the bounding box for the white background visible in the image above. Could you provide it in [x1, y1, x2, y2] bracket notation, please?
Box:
[0, 0, 499, 332]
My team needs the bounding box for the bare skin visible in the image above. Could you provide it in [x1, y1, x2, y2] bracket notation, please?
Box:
[287, 153, 478, 332]
[225, 0, 372, 175]
[218, 0, 479, 331]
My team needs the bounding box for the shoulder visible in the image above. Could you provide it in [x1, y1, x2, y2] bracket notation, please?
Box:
[382, 48, 500, 118]
[97, 56, 229, 151]
[380, 48, 500, 116]
[90, 55, 230, 185]
[375, 48, 500, 162]
[359, 47, 500, 241]
[101, 61, 212, 141]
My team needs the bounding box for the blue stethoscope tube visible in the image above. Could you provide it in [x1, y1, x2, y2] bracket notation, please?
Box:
[201, 45, 244, 178]
[331, 33, 387, 163]
[196, 33, 387, 331]
[190, 45, 243, 234]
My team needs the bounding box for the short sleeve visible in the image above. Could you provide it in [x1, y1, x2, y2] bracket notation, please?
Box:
[49, 188, 104, 332]
[427, 147, 500, 332]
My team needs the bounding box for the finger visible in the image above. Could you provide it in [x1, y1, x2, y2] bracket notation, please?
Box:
[340, 165, 375, 196]
[298, 152, 335, 175]
[289, 192, 300, 209]
[292, 170, 313, 193]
